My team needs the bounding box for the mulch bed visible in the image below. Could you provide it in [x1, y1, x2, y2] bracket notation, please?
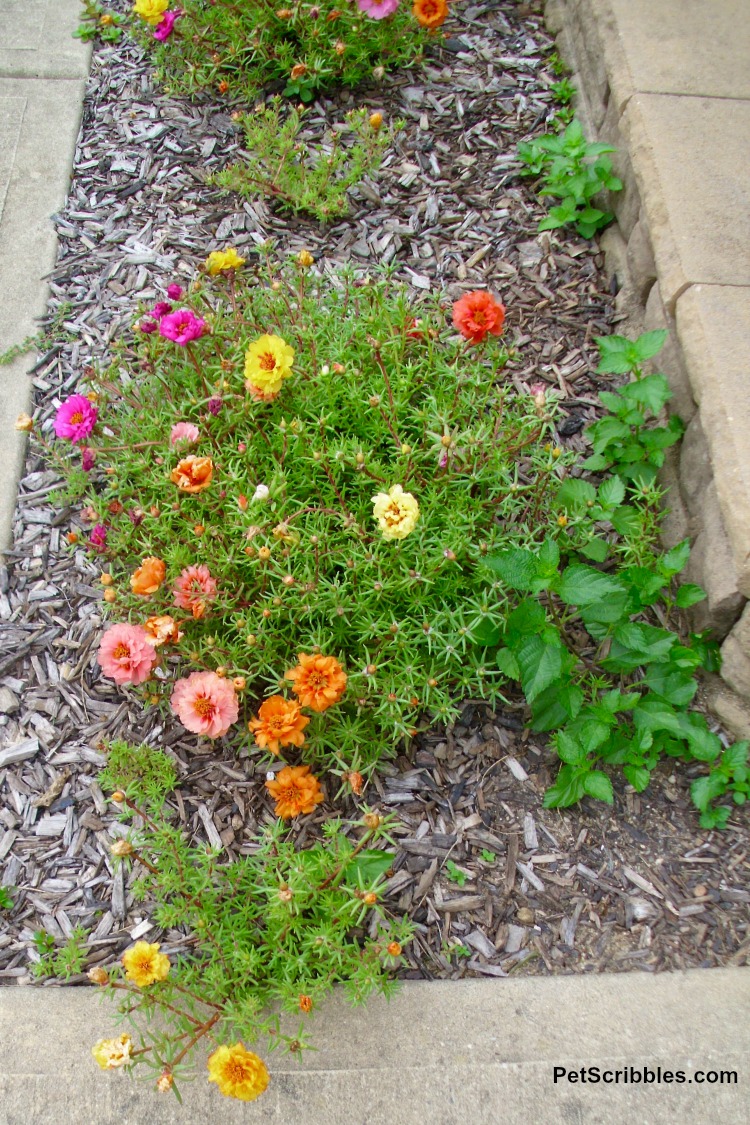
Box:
[0, 0, 748, 985]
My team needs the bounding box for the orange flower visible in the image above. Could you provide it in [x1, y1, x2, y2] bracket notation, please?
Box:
[299, 994, 313, 1013]
[173, 564, 217, 618]
[412, 0, 448, 29]
[284, 653, 347, 713]
[143, 615, 183, 647]
[170, 455, 214, 493]
[452, 290, 506, 343]
[290, 63, 307, 81]
[130, 556, 166, 596]
[248, 695, 310, 755]
[347, 770, 364, 796]
[266, 765, 324, 819]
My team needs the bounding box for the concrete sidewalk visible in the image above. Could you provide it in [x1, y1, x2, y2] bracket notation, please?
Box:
[1, 970, 748, 1124]
[0, 0, 91, 558]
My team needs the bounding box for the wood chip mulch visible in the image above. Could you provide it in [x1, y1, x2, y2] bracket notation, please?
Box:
[1, 0, 748, 985]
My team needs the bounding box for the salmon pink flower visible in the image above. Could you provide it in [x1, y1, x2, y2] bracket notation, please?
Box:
[173, 564, 217, 618]
[171, 671, 239, 737]
[357, 0, 400, 18]
[170, 421, 199, 446]
[143, 615, 183, 646]
[54, 394, 98, 443]
[452, 290, 505, 343]
[98, 623, 157, 685]
[154, 8, 182, 40]
[159, 309, 207, 345]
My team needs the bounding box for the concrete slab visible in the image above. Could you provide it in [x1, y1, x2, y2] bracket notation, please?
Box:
[0, 76, 87, 555]
[676, 284, 750, 598]
[0, 0, 91, 81]
[606, 0, 750, 111]
[1, 970, 749, 1123]
[623, 94, 750, 311]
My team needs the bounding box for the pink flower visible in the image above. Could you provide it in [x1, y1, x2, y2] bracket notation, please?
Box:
[54, 394, 98, 443]
[207, 397, 222, 416]
[89, 523, 108, 552]
[356, 0, 400, 18]
[139, 318, 158, 333]
[173, 564, 217, 618]
[170, 671, 238, 738]
[97, 623, 158, 686]
[159, 309, 207, 345]
[166, 283, 184, 300]
[81, 447, 96, 472]
[170, 422, 200, 447]
[152, 301, 173, 318]
[154, 8, 183, 41]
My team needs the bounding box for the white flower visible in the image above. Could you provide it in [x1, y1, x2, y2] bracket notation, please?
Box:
[252, 484, 270, 503]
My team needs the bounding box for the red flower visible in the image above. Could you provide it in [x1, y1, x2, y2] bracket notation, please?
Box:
[452, 291, 505, 343]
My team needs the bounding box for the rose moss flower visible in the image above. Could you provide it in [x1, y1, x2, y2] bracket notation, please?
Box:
[81, 446, 96, 471]
[154, 7, 182, 40]
[97, 623, 158, 685]
[92, 1034, 133, 1070]
[284, 653, 347, 712]
[244, 334, 294, 397]
[54, 394, 98, 443]
[357, 0, 400, 18]
[166, 283, 183, 300]
[170, 670, 239, 738]
[205, 247, 246, 275]
[143, 615, 183, 647]
[412, 0, 448, 29]
[170, 421, 199, 446]
[122, 941, 170, 986]
[170, 454, 213, 492]
[248, 695, 310, 755]
[159, 308, 207, 345]
[133, 0, 168, 25]
[89, 523, 109, 552]
[151, 300, 173, 318]
[173, 564, 217, 618]
[372, 484, 420, 540]
[130, 556, 166, 596]
[266, 764, 324, 818]
[452, 290, 506, 343]
[207, 1043, 270, 1102]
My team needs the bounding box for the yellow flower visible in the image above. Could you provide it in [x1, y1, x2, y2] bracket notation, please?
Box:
[297, 249, 314, 267]
[132, 0, 168, 25]
[122, 940, 170, 987]
[92, 1034, 132, 1070]
[372, 484, 420, 541]
[15, 412, 34, 432]
[244, 335, 295, 396]
[205, 248, 246, 275]
[207, 1043, 270, 1101]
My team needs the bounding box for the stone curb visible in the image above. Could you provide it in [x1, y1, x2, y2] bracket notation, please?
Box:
[0, 0, 91, 560]
[546, 0, 750, 728]
[1, 970, 749, 1123]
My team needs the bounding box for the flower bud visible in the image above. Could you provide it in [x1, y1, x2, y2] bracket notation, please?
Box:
[246, 634, 258, 646]
[369, 112, 383, 131]
[156, 1070, 173, 1094]
[373, 65, 385, 80]
[258, 546, 271, 561]
[15, 412, 33, 432]
[103, 589, 116, 603]
[347, 771, 364, 795]
[363, 812, 382, 831]
[232, 676, 246, 691]
[297, 249, 314, 267]
[111, 791, 126, 803]
[557, 514, 568, 527]
[278, 885, 293, 903]
[110, 839, 133, 857]
[88, 966, 109, 985]
[363, 892, 377, 906]
[387, 941, 402, 957]
[369, 394, 381, 408]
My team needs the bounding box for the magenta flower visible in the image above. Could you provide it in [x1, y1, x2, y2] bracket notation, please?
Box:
[139, 318, 158, 333]
[207, 397, 223, 416]
[154, 9, 183, 41]
[81, 446, 96, 472]
[166, 283, 184, 300]
[356, 0, 400, 19]
[54, 394, 98, 443]
[159, 309, 207, 345]
[89, 524, 108, 552]
[151, 300, 173, 318]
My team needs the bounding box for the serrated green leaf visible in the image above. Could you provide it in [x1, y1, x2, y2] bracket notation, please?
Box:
[556, 478, 597, 511]
[555, 731, 587, 765]
[543, 764, 587, 808]
[507, 598, 547, 637]
[345, 849, 394, 884]
[538, 536, 560, 573]
[595, 334, 636, 375]
[579, 535, 609, 563]
[558, 564, 626, 606]
[531, 681, 583, 730]
[583, 771, 614, 803]
[495, 647, 520, 680]
[623, 765, 651, 792]
[485, 549, 539, 591]
[660, 539, 691, 577]
[471, 618, 503, 647]
[723, 741, 749, 772]
[609, 505, 641, 536]
[517, 635, 564, 702]
[675, 583, 706, 608]
[633, 330, 667, 362]
[690, 774, 724, 811]
[597, 476, 625, 509]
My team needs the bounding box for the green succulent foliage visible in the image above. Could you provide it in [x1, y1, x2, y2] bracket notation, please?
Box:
[211, 103, 401, 223]
[0, 886, 14, 911]
[128, 1, 429, 103]
[31, 926, 90, 980]
[104, 777, 411, 1083]
[474, 331, 742, 828]
[75, 2, 124, 43]
[99, 739, 179, 811]
[518, 118, 622, 238]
